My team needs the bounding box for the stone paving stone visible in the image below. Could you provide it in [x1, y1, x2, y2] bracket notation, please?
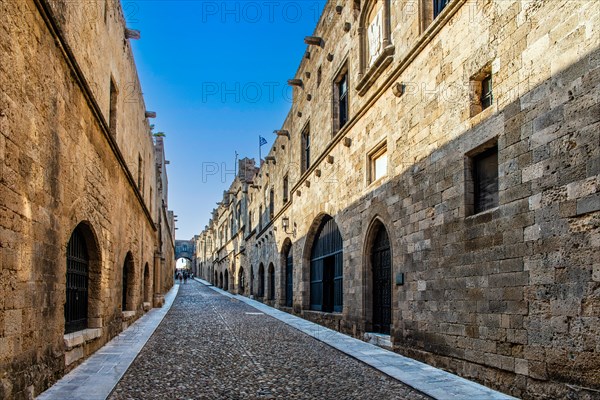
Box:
[108, 280, 431, 400]
[203, 280, 517, 400]
[37, 285, 179, 400]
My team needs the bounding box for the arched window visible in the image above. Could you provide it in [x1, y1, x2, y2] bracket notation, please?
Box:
[65, 227, 89, 333]
[285, 245, 293, 307]
[268, 263, 275, 300]
[258, 263, 265, 298]
[310, 216, 343, 312]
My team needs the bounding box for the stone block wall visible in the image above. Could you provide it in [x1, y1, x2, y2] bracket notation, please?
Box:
[0, 0, 173, 397]
[197, 1, 599, 398]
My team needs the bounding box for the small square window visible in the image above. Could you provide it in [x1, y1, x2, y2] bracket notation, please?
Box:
[369, 144, 388, 184]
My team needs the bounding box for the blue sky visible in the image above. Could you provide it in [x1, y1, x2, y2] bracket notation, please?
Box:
[126, 1, 326, 239]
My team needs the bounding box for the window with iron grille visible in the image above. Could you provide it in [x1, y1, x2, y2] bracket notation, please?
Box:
[65, 227, 89, 333]
[310, 216, 343, 312]
[481, 75, 493, 110]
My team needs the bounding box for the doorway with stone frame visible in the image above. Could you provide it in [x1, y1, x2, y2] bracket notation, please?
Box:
[363, 219, 393, 345]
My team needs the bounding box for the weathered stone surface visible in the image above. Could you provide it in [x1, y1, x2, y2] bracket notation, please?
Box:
[0, 0, 175, 398]
[195, 1, 600, 399]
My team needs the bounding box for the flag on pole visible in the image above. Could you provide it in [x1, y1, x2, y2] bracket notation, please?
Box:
[259, 136, 267, 162]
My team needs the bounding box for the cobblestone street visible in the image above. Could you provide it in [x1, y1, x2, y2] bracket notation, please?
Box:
[108, 281, 430, 400]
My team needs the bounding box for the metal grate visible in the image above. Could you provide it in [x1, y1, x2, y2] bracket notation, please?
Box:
[65, 228, 89, 333]
[310, 217, 343, 312]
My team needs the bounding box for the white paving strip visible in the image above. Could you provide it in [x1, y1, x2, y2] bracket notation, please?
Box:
[37, 285, 179, 400]
[197, 278, 518, 400]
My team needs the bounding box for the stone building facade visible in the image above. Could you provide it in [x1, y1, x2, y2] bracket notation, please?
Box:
[0, 0, 175, 398]
[196, 0, 600, 398]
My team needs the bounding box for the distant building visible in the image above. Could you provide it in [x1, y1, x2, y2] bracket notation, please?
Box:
[196, 1, 600, 398]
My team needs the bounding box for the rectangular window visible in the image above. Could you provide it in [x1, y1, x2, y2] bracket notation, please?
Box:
[433, 0, 450, 18]
[258, 205, 263, 231]
[333, 64, 349, 134]
[269, 190, 274, 220]
[283, 175, 289, 204]
[473, 146, 498, 213]
[466, 142, 499, 215]
[369, 143, 388, 183]
[338, 74, 348, 128]
[302, 125, 311, 173]
[109, 77, 118, 137]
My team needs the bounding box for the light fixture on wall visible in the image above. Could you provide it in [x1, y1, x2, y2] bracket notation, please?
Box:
[282, 217, 297, 237]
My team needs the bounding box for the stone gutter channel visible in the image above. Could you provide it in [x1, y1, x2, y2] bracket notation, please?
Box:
[196, 278, 518, 400]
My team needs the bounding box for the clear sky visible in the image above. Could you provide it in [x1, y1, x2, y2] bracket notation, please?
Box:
[126, 1, 326, 240]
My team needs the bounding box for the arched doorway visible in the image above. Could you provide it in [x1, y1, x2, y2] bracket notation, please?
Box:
[258, 263, 265, 298]
[283, 242, 293, 307]
[268, 263, 275, 300]
[65, 226, 89, 333]
[250, 265, 254, 296]
[122, 252, 135, 311]
[214, 270, 218, 286]
[143, 263, 151, 304]
[224, 269, 229, 291]
[310, 216, 343, 312]
[371, 223, 392, 334]
[238, 267, 245, 294]
[219, 272, 223, 288]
